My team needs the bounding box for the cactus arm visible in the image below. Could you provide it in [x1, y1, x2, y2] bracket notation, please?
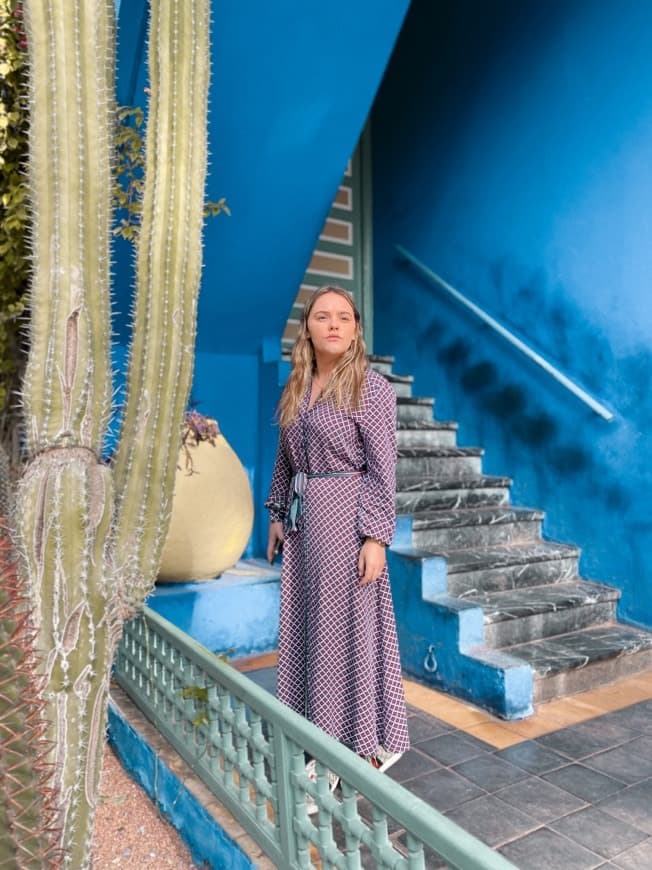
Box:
[15, 1, 117, 865]
[111, 0, 211, 606]
[22, 0, 114, 456]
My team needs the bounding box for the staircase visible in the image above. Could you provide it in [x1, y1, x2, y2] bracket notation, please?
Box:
[370, 355, 652, 719]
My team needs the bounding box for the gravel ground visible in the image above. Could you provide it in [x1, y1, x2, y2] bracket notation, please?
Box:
[92, 744, 197, 868]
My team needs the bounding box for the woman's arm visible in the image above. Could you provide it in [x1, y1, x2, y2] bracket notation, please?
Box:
[356, 374, 397, 582]
[264, 434, 292, 523]
[356, 373, 397, 547]
[264, 436, 291, 564]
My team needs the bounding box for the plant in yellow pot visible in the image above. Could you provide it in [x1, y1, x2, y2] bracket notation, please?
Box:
[158, 410, 254, 582]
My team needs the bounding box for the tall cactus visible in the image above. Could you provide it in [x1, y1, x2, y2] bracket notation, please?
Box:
[3, 0, 212, 865]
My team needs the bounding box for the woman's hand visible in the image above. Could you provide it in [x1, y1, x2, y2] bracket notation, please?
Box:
[358, 538, 386, 584]
[267, 521, 285, 564]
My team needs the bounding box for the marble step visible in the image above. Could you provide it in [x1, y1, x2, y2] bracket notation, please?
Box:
[469, 580, 621, 647]
[396, 396, 435, 423]
[411, 506, 544, 551]
[446, 541, 580, 597]
[506, 623, 652, 703]
[396, 446, 484, 479]
[396, 475, 512, 513]
[397, 420, 458, 449]
[367, 354, 395, 375]
[384, 372, 414, 398]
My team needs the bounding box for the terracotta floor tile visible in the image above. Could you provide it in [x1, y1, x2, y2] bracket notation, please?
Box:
[534, 699, 599, 727]
[463, 722, 524, 749]
[587, 684, 650, 710]
[566, 688, 620, 712]
[403, 680, 460, 709]
[501, 715, 568, 739]
[402, 673, 652, 744]
[629, 671, 652, 690]
[557, 695, 612, 717]
[402, 680, 494, 726]
[233, 651, 279, 673]
[435, 707, 495, 729]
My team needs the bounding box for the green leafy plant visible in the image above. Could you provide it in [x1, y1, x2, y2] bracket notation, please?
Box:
[0, 0, 28, 465]
[114, 105, 229, 243]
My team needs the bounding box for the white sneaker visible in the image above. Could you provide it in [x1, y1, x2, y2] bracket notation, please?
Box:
[366, 747, 404, 773]
[305, 758, 340, 815]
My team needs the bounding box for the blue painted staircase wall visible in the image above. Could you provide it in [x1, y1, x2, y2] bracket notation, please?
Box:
[113, 0, 410, 356]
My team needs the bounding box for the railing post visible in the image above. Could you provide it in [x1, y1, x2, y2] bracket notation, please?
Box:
[271, 723, 300, 868]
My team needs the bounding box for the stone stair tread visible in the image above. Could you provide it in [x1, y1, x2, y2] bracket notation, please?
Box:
[504, 623, 652, 678]
[398, 446, 484, 458]
[397, 474, 512, 492]
[443, 540, 579, 574]
[464, 580, 621, 625]
[397, 420, 458, 430]
[396, 396, 434, 405]
[412, 505, 543, 531]
[383, 371, 414, 384]
[368, 354, 394, 364]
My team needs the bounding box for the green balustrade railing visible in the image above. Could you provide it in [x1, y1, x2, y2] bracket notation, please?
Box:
[114, 608, 517, 870]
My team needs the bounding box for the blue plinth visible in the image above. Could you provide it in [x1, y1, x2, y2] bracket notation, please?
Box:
[147, 558, 281, 658]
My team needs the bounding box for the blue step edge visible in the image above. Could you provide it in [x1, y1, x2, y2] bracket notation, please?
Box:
[107, 702, 256, 870]
[146, 558, 281, 659]
[388, 545, 534, 720]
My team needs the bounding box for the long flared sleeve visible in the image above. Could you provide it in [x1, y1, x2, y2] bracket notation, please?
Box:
[356, 373, 397, 546]
[264, 433, 292, 523]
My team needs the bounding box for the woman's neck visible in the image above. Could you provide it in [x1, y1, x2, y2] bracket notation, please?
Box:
[313, 357, 338, 384]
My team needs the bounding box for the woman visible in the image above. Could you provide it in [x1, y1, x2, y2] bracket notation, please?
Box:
[265, 285, 409, 774]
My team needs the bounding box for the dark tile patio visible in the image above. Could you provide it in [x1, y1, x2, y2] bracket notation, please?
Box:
[242, 663, 652, 868]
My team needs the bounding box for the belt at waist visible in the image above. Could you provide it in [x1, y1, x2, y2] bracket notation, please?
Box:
[286, 470, 363, 532]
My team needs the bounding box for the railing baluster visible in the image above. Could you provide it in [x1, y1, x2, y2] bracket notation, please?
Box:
[113, 608, 517, 870]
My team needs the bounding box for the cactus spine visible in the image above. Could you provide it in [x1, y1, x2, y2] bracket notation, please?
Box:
[5, 0, 211, 865]
[112, 0, 211, 612]
[0, 527, 62, 868]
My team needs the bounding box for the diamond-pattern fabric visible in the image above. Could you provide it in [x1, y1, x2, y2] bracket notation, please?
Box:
[265, 370, 410, 755]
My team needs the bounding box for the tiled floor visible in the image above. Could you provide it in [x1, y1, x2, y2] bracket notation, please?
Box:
[392, 672, 652, 869]
[239, 658, 652, 869]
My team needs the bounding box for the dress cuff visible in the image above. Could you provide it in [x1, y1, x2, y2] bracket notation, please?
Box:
[265, 501, 286, 523]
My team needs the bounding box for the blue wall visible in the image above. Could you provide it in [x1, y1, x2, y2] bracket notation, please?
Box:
[113, 1, 409, 557]
[115, 0, 410, 355]
[372, 0, 652, 627]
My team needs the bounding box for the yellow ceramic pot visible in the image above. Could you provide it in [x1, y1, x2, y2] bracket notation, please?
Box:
[158, 429, 254, 582]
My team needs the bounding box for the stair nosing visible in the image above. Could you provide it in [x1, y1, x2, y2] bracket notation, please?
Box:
[396, 396, 434, 405]
[443, 541, 579, 574]
[396, 475, 512, 492]
[397, 446, 484, 458]
[472, 580, 621, 625]
[383, 372, 414, 384]
[397, 420, 458, 430]
[412, 506, 544, 530]
[509, 623, 652, 679]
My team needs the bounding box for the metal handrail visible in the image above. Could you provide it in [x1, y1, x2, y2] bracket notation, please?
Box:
[115, 607, 517, 870]
[396, 244, 615, 422]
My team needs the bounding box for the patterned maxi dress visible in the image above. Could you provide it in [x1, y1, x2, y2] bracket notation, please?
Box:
[265, 368, 410, 755]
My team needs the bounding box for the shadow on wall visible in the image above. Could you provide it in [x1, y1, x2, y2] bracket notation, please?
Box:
[412, 256, 649, 512]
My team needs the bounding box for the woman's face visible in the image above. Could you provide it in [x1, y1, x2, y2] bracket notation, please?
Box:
[307, 292, 357, 362]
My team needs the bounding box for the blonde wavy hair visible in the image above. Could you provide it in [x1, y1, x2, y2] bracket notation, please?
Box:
[277, 286, 368, 427]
